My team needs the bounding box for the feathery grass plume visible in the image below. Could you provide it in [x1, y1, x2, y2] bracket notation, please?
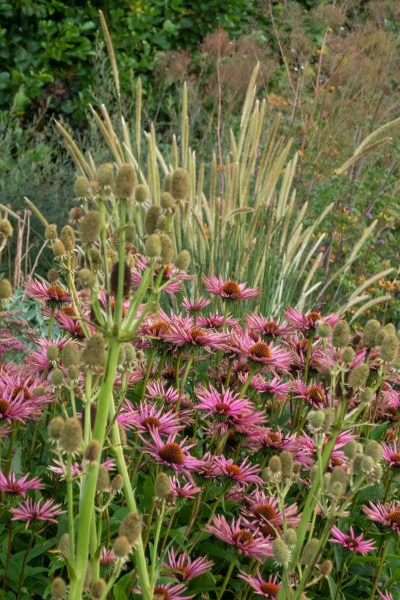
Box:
[88, 248, 103, 271]
[84, 440, 101, 464]
[91, 579, 106, 599]
[0, 219, 13, 237]
[145, 234, 161, 258]
[111, 474, 124, 492]
[60, 417, 83, 454]
[96, 465, 110, 492]
[60, 225, 76, 252]
[45, 224, 57, 240]
[342, 347, 355, 364]
[47, 345, 59, 362]
[348, 363, 369, 388]
[78, 268, 97, 289]
[113, 536, 131, 558]
[110, 262, 131, 297]
[272, 537, 289, 566]
[175, 250, 191, 271]
[51, 368, 64, 387]
[332, 321, 350, 348]
[135, 183, 150, 204]
[53, 239, 66, 257]
[115, 164, 136, 199]
[51, 577, 67, 599]
[0, 279, 12, 299]
[48, 416, 64, 442]
[365, 440, 383, 463]
[119, 512, 142, 545]
[75, 175, 90, 198]
[380, 333, 399, 362]
[160, 191, 175, 210]
[154, 472, 172, 499]
[48, 268, 59, 283]
[61, 343, 80, 368]
[301, 538, 319, 565]
[362, 319, 381, 347]
[96, 163, 114, 186]
[80, 211, 101, 243]
[145, 205, 162, 235]
[171, 167, 190, 200]
[82, 334, 106, 370]
[159, 233, 174, 264]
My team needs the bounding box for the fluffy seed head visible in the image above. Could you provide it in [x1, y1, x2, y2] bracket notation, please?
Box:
[316, 322, 332, 338]
[332, 321, 350, 348]
[113, 535, 131, 558]
[60, 225, 76, 252]
[48, 268, 59, 283]
[320, 560, 333, 577]
[62, 343, 81, 368]
[53, 239, 66, 257]
[343, 440, 358, 459]
[272, 537, 289, 565]
[348, 363, 369, 388]
[363, 319, 381, 347]
[119, 512, 142, 544]
[0, 279, 12, 299]
[284, 528, 298, 546]
[115, 164, 136, 199]
[268, 455, 282, 474]
[360, 388, 373, 404]
[48, 416, 64, 441]
[380, 333, 399, 362]
[84, 440, 101, 464]
[45, 224, 57, 240]
[75, 175, 90, 197]
[96, 163, 114, 186]
[46, 344, 59, 362]
[60, 417, 83, 453]
[145, 234, 161, 258]
[51, 368, 64, 387]
[96, 465, 110, 492]
[80, 211, 101, 243]
[78, 268, 97, 289]
[160, 191, 175, 209]
[89, 248, 103, 271]
[342, 347, 355, 364]
[145, 205, 162, 235]
[135, 183, 150, 204]
[82, 334, 106, 370]
[280, 450, 294, 478]
[51, 577, 67, 599]
[159, 233, 175, 264]
[365, 440, 383, 463]
[308, 410, 325, 430]
[175, 250, 191, 271]
[154, 472, 172, 499]
[171, 168, 190, 200]
[111, 474, 124, 492]
[91, 579, 106, 599]
[0, 219, 13, 238]
[301, 538, 319, 565]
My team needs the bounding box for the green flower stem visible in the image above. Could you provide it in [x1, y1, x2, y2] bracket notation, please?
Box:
[98, 561, 124, 600]
[369, 538, 389, 600]
[84, 370, 92, 446]
[66, 454, 75, 569]
[48, 306, 56, 339]
[176, 352, 194, 412]
[304, 333, 314, 384]
[90, 512, 100, 582]
[98, 199, 110, 316]
[239, 365, 257, 396]
[140, 347, 157, 400]
[150, 500, 165, 589]
[114, 199, 126, 327]
[160, 510, 176, 553]
[217, 556, 237, 600]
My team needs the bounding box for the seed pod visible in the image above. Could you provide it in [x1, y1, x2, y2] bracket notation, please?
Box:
[343, 440, 358, 459]
[162, 172, 173, 192]
[284, 528, 297, 547]
[51, 368, 64, 387]
[363, 319, 381, 347]
[68, 365, 79, 381]
[171, 168, 190, 200]
[96, 465, 110, 492]
[51, 577, 67, 599]
[80, 211, 101, 243]
[320, 560, 333, 577]
[88, 248, 103, 272]
[45, 224, 57, 240]
[159, 233, 174, 264]
[360, 388, 373, 404]
[115, 164, 136, 199]
[48, 416, 64, 441]
[75, 175, 90, 197]
[360, 455, 375, 475]
[342, 347, 355, 364]
[160, 191, 175, 210]
[113, 535, 131, 558]
[316, 322, 331, 338]
[280, 451, 294, 478]
[307, 410, 325, 431]
[125, 223, 136, 243]
[135, 183, 150, 204]
[175, 250, 191, 272]
[351, 453, 365, 475]
[348, 363, 369, 388]
[145, 234, 161, 258]
[53, 239, 66, 257]
[365, 440, 383, 463]
[154, 472, 172, 499]
[62, 343, 81, 368]
[96, 163, 114, 186]
[85, 440, 101, 464]
[119, 512, 142, 545]
[268, 455, 281, 474]
[82, 334, 106, 370]
[60, 225, 76, 252]
[301, 538, 319, 565]
[47, 344, 59, 362]
[32, 385, 46, 397]
[91, 579, 106, 599]
[110, 262, 131, 298]
[111, 474, 124, 492]
[380, 333, 399, 362]
[332, 321, 350, 348]
[60, 417, 83, 454]
[261, 467, 272, 483]
[272, 537, 289, 566]
[48, 268, 59, 283]
[78, 268, 97, 289]
[123, 343, 136, 363]
[0, 279, 12, 299]
[145, 205, 162, 235]
[0, 219, 13, 238]
[156, 214, 168, 231]
[330, 466, 347, 487]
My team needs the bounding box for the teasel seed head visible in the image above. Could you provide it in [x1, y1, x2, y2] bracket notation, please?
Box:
[96, 465, 110, 492]
[319, 560, 333, 577]
[53, 239, 66, 257]
[145, 205, 162, 235]
[175, 250, 191, 272]
[45, 224, 57, 240]
[58, 533, 70, 558]
[0, 279, 12, 299]
[343, 440, 358, 459]
[74, 175, 90, 198]
[60, 225, 76, 252]
[160, 191, 175, 210]
[362, 319, 381, 347]
[365, 440, 383, 463]
[111, 474, 124, 492]
[272, 537, 289, 566]
[48, 416, 64, 441]
[348, 363, 369, 389]
[380, 333, 399, 362]
[154, 472, 172, 499]
[51, 577, 67, 599]
[80, 210, 101, 243]
[68, 365, 79, 382]
[162, 172, 173, 192]
[332, 321, 350, 348]
[113, 535, 131, 559]
[60, 417, 83, 454]
[0, 219, 13, 238]
[268, 455, 282, 474]
[51, 368, 64, 387]
[171, 167, 190, 200]
[47, 344, 59, 362]
[82, 334, 106, 370]
[145, 234, 161, 258]
[91, 579, 106, 599]
[135, 183, 150, 204]
[156, 214, 168, 231]
[47, 268, 59, 283]
[280, 450, 294, 478]
[125, 223, 136, 243]
[62, 342, 81, 368]
[78, 268, 97, 289]
[159, 233, 175, 264]
[284, 528, 298, 547]
[84, 440, 101, 464]
[301, 538, 319, 565]
[88, 248, 103, 272]
[330, 466, 347, 487]
[342, 346, 355, 364]
[307, 410, 325, 431]
[115, 164, 136, 199]
[119, 512, 142, 545]
[360, 388, 373, 404]
[316, 322, 331, 338]
[351, 453, 365, 475]
[96, 163, 114, 186]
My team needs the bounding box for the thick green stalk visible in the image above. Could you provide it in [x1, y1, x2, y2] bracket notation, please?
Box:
[66, 455, 75, 569]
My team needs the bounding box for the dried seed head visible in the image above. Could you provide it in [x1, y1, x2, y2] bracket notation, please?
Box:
[332, 321, 350, 348]
[0, 219, 13, 238]
[175, 250, 191, 272]
[68, 365, 79, 381]
[360, 455, 375, 475]
[365, 440, 383, 463]
[360, 388, 373, 404]
[47, 344, 59, 362]
[45, 224, 57, 240]
[82, 334, 106, 370]
[62, 343, 81, 368]
[342, 347, 355, 364]
[115, 164, 136, 199]
[280, 450, 294, 478]
[307, 410, 326, 431]
[84, 440, 101, 464]
[96, 465, 110, 492]
[380, 333, 399, 362]
[301, 538, 319, 565]
[156, 215, 168, 231]
[284, 528, 298, 547]
[330, 466, 347, 487]
[135, 183, 150, 204]
[51, 577, 67, 599]
[48, 268, 59, 283]
[58, 533, 70, 558]
[110, 262, 131, 298]
[343, 440, 358, 459]
[145, 234, 161, 258]
[272, 537, 289, 566]
[125, 223, 136, 243]
[268, 455, 282, 474]
[75, 175, 90, 197]
[363, 320, 381, 347]
[48, 416, 64, 441]
[162, 172, 173, 192]
[51, 368, 64, 387]
[351, 453, 365, 475]
[119, 512, 142, 544]
[60, 225, 76, 252]
[145, 205, 162, 235]
[88, 248, 103, 272]
[111, 474, 124, 492]
[113, 535, 131, 558]
[171, 168, 190, 200]
[91, 579, 106, 599]
[316, 322, 332, 338]
[159, 233, 174, 264]
[160, 191, 175, 210]
[348, 363, 369, 389]
[53, 239, 66, 257]
[329, 481, 345, 499]
[60, 417, 83, 453]
[78, 268, 97, 289]
[0, 279, 12, 299]
[320, 560, 333, 577]
[96, 163, 114, 186]
[80, 211, 101, 243]
[154, 472, 172, 499]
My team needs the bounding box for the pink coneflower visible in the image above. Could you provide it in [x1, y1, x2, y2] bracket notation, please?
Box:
[239, 572, 281, 598]
[150, 582, 193, 600]
[245, 427, 292, 452]
[213, 456, 262, 485]
[49, 458, 115, 479]
[182, 297, 211, 312]
[362, 502, 400, 535]
[284, 307, 340, 335]
[291, 379, 328, 409]
[10, 498, 65, 528]
[0, 393, 33, 424]
[244, 374, 290, 401]
[197, 313, 239, 329]
[163, 549, 213, 581]
[100, 547, 116, 566]
[382, 441, 400, 468]
[243, 491, 300, 537]
[56, 313, 85, 338]
[117, 401, 183, 435]
[0, 472, 44, 498]
[133, 256, 193, 296]
[146, 381, 180, 405]
[329, 526, 375, 554]
[140, 431, 202, 474]
[170, 476, 202, 499]
[195, 385, 254, 422]
[203, 275, 260, 300]
[206, 515, 273, 560]
[25, 279, 70, 307]
[377, 590, 395, 600]
[231, 331, 291, 371]
[163, 317, 229, 351]
[28, 337, 71, 373]
[246, 314, 292, 339]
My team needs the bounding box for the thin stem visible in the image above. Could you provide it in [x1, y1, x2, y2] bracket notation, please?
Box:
[369, 538, 388, 600]
[217, 556, 236, 600]
[150, 500, 165, 589]
[47, 306, 56, 339]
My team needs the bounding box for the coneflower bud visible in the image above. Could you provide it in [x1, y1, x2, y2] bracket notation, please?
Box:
[48, 416, 64, 441]
[316, 322, 331, 338]
[360, 388, 373, 404]
[89, 248, 103, 271]
[307, 410, 325, 431]
[159, 233, 174, 264]
[348, 363, 369, 388]
[111, 474, 124, 492]
[113, 535, 131, 559]
[342, 347, 355, 364]
[171, 168, 190, 200]
[125, 223, 136, 243]
[284, 528, 298, 547]
[343, 440, 358, 459]
[380, 333, 399, 362]
[91, 579, 106, 599]
[47, 345, 59, 362]
[145, 205, 162, 235]
[332, 321, 350, 348]
[60, 225, 76, 252]
[84, 440, 101, 464]
[82, 334, 106, 370]
[320, 560, 333, 577]
[154, 472, 172, 499]
[330, 466, 347, 487]
[0, 219, 13, 238]
[145, 234, 161, 258]
[45, 224, 57, 240]
[115, 164, 136, 199]
[80, 211, 101, 243]
[51, 577, 67, 599]
[272, 537, 289, 566]
[58, 533, 70, 558]
[53, 239, 66, 257]
[175, 250, 191, 272]
[365, 440, 383, 463]
[51, 368, 64, 387]
[351, 453, 365, 475]
[110, 262, 131, 298]
[280, 450, 294, 478]
[363, 319, 381, 347]
[96, 163, 114, 186]
[162, 172, 173, 192]
[268, 455, 281, 474]
[96, 465, 110, 492]
[48, 268, 59, 283]
[60, 417, 82, 453]
[301, 538, 319, 565]
[160, 191, 175, 210]
[78, 268, 97, 289]
[75, 175, 90, 197]
[62, 343, 81, 368]
[0, 279, 12, 299]
[135, 183, 150, 204]
[119, 512, 142, 545]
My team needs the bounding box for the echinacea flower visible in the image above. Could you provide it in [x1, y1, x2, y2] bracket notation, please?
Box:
[100, 547, 116, 566]
[291, 379, 328, 409]
[163, 549, 213, 581]
[0, 471, 44, 498]
[239, 571, 281, 598]
[170, 476, 202, 499]
[140, 430, 203, 475]
[10, 498, 65, 528]
[213, 456, 262, 485]
[197, 313, 239, 329]
[195, 385, 254, 422]
[362, 502, 400, 535]
[203, 275, 260, 300]
[162, 317, 229, 350]
[246, 314, 292, 339]
[150, 582, 193, 600]
[117, 401, 183, 435]
[231, 331, 291, 371]
[377, 590, 395, 600]
[329, 526, 376, 554]
[25, 279, 70, 307]
[382, 441, 400, 468]
[182, 297, 211, 312]
[284, 307, 340, 335]
[242, 491, 300, 537]
[146, 381, 180, 404]
[206, 515, 273, 560]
